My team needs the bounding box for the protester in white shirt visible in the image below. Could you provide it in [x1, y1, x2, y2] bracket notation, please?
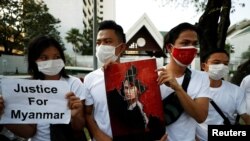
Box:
[84, 20, 167, 141]
[196, 49, 250, 141]
[158, 22, 211, 141]
[84, 20, 127, 141]
[0, 35, 85, 141]
[240, 75, 250, 114]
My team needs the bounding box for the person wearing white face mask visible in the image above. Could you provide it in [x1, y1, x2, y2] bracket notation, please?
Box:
[36, 59, 65, 76]
[0, 35, 86, 141]
[207, 64, 229, 81]
[95, 43, 123, 64]
[84, 20, 168, 141]
[196, 49, 250, 141]
[84, 20, 127, 141]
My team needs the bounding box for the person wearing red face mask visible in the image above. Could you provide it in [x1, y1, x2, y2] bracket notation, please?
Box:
[157, 22, 211, 141]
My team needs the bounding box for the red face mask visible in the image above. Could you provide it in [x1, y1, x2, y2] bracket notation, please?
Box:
[171, 46, 197, 67]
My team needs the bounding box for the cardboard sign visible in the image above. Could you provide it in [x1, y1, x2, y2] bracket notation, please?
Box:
[0, 78, 71, 124]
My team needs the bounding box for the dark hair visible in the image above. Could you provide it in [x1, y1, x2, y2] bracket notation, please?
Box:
[200, 48, 230, 63]
[231, 59, 250, 86]
[98, 20, 126, 43]
[163, 22, 199, 52]
[27, 35, 68, 79]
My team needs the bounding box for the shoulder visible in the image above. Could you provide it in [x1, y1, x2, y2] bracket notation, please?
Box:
[83, 68, 104, 89]
[223, 80, 244, 93]
[65, 75, 82, 83]
[84, 68, 103, 82]
[190, 69, 209, 80]
[190, 69, 206, 75]
[61, 76, 83, 89]
[241, 75, 250, 84]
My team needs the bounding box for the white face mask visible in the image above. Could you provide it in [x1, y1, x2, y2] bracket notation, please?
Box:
[36, 59, 65, 76]
[95, 44, 122, 64]
[208, 64, 229, 80]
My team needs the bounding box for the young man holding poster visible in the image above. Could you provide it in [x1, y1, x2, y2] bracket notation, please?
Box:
[157, 22, 211, 141]
[84, 20, 127, 141]
[0, 35, 86, 141]
[84, 20, 167, 141]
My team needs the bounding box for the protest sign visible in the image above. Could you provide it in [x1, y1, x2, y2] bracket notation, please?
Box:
[0, 78, 70, 124]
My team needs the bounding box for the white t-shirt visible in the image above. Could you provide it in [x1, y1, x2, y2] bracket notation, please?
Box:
[240, 74, 250, 114]
[160, 69, 211, 141]
[84, 68, 112, 139]
[30, 75, 85, 141]
[196, 80, 246, 141]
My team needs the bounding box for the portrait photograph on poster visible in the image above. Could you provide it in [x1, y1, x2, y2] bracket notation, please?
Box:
[104, 58, 165, 141]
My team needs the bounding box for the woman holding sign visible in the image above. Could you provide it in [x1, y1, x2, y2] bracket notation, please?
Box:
[0, 35, 86, 141]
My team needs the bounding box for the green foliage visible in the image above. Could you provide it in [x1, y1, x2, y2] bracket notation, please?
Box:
[64, 53, 75, 66]
[82, 28, 93, 55]
[65, 19, 100, 55]
[225, 43, 235, 55]
[0, 0, 24, 54]
[241, 46, 250, 59]
[22, 0, 64, 50]
[65, 28, 83, 53]
[0, 0, 63, 55]
[230, 59, 250, 86]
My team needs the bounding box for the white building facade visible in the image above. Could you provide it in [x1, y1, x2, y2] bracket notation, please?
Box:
[227, 19, 250, 71]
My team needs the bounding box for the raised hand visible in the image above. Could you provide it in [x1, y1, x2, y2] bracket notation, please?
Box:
[157, 67, 180, 91]
[65, 92, 83, 118]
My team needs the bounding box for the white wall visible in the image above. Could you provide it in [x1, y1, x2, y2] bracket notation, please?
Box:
[227, 27, 250, 70]
[0, 55, 28, 74]
[102, 0, 116, 20]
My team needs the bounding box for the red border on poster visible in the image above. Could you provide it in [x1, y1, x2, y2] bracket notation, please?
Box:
[104, 58, 165, 140]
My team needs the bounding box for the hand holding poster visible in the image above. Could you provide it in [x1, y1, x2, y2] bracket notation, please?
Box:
[0, 78, 71, 124]
[104, 58, 166, 141]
